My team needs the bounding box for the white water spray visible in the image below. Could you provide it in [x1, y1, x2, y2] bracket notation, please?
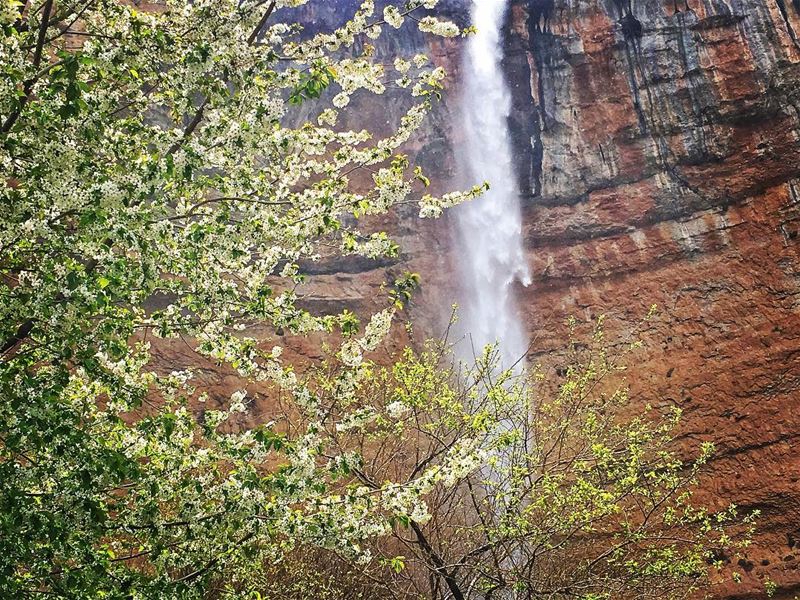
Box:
[453, 0, 531, 368]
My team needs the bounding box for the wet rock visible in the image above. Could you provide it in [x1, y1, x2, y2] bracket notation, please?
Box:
[619, 12, 643, 41]
[528, 0, 555, 32]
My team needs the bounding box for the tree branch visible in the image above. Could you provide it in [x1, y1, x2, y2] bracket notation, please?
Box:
[1, 0, 54, 133]
[409, 521, 465, 600]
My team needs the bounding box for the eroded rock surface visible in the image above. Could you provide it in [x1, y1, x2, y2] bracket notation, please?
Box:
[503, 1, 800, 597]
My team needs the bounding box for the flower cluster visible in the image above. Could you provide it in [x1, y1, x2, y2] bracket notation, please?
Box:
[0, 0, 488, 595]
[417, 15, 460, 37]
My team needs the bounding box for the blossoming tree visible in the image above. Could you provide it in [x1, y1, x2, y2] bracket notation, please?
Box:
[0, 0, 484, 596]
[256, 320, 757, 600]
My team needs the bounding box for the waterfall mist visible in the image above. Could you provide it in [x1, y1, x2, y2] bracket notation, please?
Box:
[452, 0, 531, 369]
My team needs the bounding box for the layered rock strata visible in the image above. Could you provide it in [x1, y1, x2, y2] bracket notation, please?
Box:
[502, 1, 800, 597]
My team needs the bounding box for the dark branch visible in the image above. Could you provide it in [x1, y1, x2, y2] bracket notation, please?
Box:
[2, 0, 54, 133]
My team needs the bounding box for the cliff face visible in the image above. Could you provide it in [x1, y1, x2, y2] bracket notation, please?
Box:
[500, 1, 800, 597]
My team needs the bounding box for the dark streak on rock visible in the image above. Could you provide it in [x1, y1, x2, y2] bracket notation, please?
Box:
[689, 13, 746, 31]
[528, 0, 554, 32]
[775, 0, 800, 52]
[297, 255, 399, 276]
[620, 12, 643, 41]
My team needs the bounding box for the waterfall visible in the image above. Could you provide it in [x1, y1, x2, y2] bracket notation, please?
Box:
[453, 0, 531, 369]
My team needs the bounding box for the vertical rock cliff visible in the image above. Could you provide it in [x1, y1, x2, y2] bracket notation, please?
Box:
[500, 1, 800, 597]
[263, 4, 800, 595]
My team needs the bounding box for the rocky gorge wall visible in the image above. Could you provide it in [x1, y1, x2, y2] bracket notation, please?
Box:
[244, 2, 800, 596]
[496, 1, 800, 597]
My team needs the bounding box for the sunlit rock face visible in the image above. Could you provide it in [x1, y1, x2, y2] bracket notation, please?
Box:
[500, 1, 800, 597]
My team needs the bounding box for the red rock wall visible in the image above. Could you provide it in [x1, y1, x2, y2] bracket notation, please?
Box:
[499, 1, 800, 597]
[288, 4, 800, 593]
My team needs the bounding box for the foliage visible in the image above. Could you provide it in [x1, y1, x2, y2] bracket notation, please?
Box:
[0, 0, 480, 597]
[279, 316, 757, 600]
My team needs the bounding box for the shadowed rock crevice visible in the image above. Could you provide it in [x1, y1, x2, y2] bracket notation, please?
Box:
[527, 0, 554, 32]
[776, 0, 800, 52]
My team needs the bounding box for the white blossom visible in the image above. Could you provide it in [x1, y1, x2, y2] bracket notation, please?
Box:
[383, 6, 404, 29]
[386, 400, 410, 419]
[417, 16, 460, 37]
[333, 92, 350, 108]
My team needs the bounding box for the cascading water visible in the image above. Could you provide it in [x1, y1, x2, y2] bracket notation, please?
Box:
[453, 0, 531, 369]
